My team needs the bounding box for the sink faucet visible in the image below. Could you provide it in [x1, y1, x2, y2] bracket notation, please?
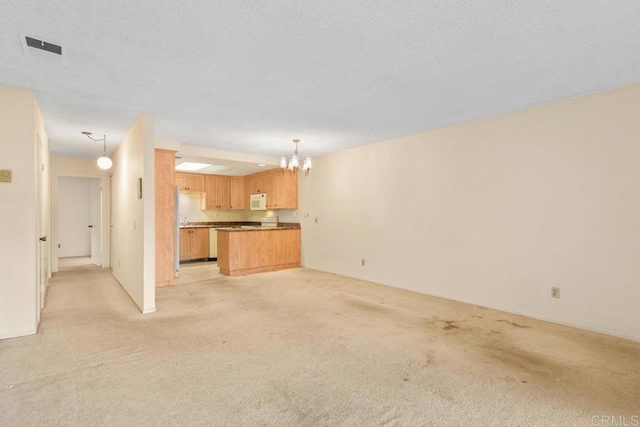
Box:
[183, 217, 189, 226]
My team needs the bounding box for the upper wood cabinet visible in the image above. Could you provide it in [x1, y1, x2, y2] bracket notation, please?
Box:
[230, 177, 245, 210]
[204, 175, 230, 210]
[245, 169, 298, 210]
[269, 169, 297, 209]
[177, 168, 297, 211]
[176, 172, 204, 193]
[245, 173, 269, 195]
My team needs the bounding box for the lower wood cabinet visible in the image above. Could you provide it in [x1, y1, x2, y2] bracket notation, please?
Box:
[217, 229, 300, 276]
[179, 228, 210, 261]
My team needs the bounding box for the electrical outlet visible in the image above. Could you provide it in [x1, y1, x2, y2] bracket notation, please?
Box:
[361, 259, 365, 267]
[551, 287, 560, 299]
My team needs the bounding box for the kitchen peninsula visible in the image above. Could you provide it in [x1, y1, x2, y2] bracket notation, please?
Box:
[217, 226, 300, 276]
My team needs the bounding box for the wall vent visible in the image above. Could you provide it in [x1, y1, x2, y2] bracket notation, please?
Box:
[20, 33, 63, 61]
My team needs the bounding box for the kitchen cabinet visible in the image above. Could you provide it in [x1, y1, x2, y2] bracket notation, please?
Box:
[217, 228, 300, 276]
[176, 173, 204, 193]
[179, 228, 209, 261]
[204, 175, 230, 210]
[268, 169, 297, 209]
[229, 176, 245, 210]
[244, 169, 297, 210]
[245, 173, 270, 196]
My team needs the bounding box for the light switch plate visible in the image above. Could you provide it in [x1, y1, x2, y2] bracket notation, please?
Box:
[0, 170, 11, 183]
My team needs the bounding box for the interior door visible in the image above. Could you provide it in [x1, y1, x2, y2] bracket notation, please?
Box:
[90, 179, 102, 266]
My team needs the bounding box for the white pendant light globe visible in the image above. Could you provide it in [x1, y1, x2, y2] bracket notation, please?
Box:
[97, 156, 113, 170]
[83, 131, 112, 170]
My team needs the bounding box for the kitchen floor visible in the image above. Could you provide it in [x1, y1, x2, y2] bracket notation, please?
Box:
[176, 260, 221, 285]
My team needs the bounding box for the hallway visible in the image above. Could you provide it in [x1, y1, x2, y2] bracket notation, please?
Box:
[58, 256, 100, 271]
[1, 267, 639, 425]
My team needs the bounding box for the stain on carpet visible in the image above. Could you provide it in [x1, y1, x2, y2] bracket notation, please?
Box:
[497, 319, 530, 328]
[345, 298, 390, 314]
[442, 320, 460, 331]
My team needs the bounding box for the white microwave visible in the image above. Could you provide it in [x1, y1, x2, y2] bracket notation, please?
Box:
[250, 193, 267, 210]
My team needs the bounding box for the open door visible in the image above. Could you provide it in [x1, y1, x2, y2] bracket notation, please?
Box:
[90, 179, 102, 266]
[37, 135, 48, 314]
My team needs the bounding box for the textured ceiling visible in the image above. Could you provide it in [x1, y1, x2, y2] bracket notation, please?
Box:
[1, 1, 640, 159]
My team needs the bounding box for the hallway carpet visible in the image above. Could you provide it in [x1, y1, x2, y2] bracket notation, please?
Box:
[1, 266, 639, 426]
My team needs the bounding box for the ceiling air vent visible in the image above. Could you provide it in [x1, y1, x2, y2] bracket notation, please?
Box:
[20, 33, 63, 61]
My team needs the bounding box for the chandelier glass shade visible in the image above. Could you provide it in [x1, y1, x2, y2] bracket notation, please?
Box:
[280, 139, 311, 176]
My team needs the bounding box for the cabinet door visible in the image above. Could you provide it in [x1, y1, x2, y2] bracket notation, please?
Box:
[204, 175, 218, 210]
[177, 173, 204, 192]
[251, 174, 267, 194]
[216, 176, 230, 210]
[179, 229, 191, 260]
[265, 172, 278, 209]
[269, 169, 297, 209]
[176, 173, 189, 192]
[281, 169, 298, 209]
[187, 174, 204, 192]
[230, 177, 245, 210]
[191, 228, 210, 259]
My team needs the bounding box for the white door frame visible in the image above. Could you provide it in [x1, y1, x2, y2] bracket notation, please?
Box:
[51, 173, 110, 273]
[36, 135, 49, 316]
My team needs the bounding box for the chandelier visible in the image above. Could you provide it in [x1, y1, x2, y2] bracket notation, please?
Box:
[280, 139, 311, 176]
[82, 131, 112, 170]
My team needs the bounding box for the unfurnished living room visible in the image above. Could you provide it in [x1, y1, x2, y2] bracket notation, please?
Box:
[1, 2, 639, 426]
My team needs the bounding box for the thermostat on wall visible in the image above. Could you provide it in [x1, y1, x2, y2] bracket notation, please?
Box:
[0, 170, 11, 183]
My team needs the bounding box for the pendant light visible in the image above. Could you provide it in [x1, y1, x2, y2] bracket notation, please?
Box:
[82, 131, 112, 170]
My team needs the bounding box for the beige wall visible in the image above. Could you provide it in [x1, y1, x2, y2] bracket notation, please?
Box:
[50, 156, 110, 272]
[299, 83, 640, 341]
[0, 85, 45, 339]
[110, 114, 156, 313]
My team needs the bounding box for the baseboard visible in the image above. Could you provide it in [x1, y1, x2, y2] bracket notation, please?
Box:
[304, 267, 640, 343]
[0, 328, 37, 341]
[111, 272, 146, 314]
[480, 307, 640, 343]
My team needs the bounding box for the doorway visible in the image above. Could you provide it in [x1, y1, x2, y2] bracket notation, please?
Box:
[57, 176, 102, 271]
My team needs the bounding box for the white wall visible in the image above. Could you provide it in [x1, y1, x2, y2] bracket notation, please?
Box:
[299, 83, 640, 341]
[57, 177, 92, 257]
[0, 85, 44, 339]
[110, 114, 155, 313]
[50, 157, 110, 272]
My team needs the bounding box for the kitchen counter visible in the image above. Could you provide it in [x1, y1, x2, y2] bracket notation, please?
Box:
[179, 222, 300, 230]
[215, 225, 298, 232]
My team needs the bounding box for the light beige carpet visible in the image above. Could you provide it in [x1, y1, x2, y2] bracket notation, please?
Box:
[58, 256, 99, 271]
[1, 266, 639, 426]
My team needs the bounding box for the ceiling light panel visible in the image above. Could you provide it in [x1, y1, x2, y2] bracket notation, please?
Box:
[175, 162, 211, 171]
